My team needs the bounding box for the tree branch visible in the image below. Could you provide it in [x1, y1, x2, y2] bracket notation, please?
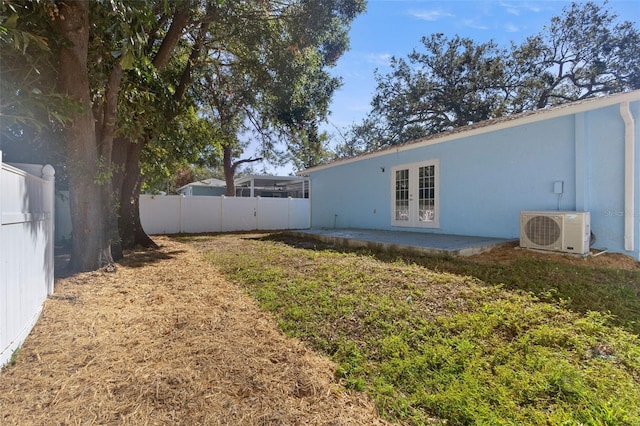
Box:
[152, 1, 191, 69]
[231, 156, 263, 174]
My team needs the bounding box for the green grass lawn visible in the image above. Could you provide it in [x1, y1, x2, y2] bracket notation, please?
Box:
[186, 233, 640, 425]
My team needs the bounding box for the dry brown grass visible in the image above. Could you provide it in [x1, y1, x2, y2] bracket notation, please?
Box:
[0, 236, 390, 426]
[470, 241, 640, 270]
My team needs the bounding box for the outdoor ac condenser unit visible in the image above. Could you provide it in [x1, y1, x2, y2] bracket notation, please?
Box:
[520, 211, 591, 255]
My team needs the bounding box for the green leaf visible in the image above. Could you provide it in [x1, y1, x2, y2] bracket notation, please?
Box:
[4, 13, 18, 29]
[120, 50, 135, 70]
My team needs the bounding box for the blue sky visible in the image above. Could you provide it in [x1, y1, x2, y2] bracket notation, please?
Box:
[327, 0, 640, 130]
[260, 0, 640, 174]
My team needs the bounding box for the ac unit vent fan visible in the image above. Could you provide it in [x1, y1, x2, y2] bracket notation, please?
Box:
[524, 215, 562, 246]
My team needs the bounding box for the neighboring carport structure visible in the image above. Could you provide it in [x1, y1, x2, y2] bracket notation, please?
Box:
[234, 175, 310, 198]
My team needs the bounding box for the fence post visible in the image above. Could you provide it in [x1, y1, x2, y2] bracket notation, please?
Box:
[179, 194, 184, 234]
[0, 151, 3, 282]
[0, 151, 3, 366]
[42, 164, 55, 295]
[218, 195, 223, 232]
[255, 196, 259, 230]
[0, 150, 3, 218]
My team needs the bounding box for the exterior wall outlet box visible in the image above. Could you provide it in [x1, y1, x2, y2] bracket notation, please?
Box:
[553, 181, 564, 194]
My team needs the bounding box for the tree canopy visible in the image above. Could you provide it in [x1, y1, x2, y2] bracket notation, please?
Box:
[337, 1, 640, 155]
[1, 0, 365, 272]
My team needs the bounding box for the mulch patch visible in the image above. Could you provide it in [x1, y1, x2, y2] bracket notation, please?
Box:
[0, 236, 390, 426]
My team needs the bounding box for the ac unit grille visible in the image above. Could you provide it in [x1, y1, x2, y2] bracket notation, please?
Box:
[524, 215, 561, 246]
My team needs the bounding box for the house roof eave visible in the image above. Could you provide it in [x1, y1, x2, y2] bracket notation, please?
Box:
[177, 178, 226, 191]
[300, 89, 640, 175]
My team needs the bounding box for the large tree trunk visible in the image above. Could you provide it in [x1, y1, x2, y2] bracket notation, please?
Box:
[111, 4, 195, 250]
[98, 64, 124, 265]
[116, 140, 157, 249]
[112, 6, 218, 249]
[56, 1, 106, 272]
[223, 145, 236, 196]
[222, 144, 262, 196]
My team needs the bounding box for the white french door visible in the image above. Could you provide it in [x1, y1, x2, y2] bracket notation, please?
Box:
[391, 160, 439, 228]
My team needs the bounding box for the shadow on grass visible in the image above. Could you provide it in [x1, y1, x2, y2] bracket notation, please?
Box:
[119, 248, 187, 269]
[257, 232, 640, 335]
[54, 244, 187, 278]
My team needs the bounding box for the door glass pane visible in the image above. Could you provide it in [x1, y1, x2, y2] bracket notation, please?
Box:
[418, 165, 435, 222]
[395, 169, 409, 221]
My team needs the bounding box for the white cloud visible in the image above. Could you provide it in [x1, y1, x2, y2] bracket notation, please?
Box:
[409, 9, 454, 21]
[504, 23, 519, 33]
[504, 7, 520, 16]
[462, 19, 489, 31]
[365, 53, 393, 66]
[499, 1, 544, 15]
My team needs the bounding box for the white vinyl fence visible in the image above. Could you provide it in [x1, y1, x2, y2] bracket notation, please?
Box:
[140, 194, 310, 235]
[1, 153, 55, 368]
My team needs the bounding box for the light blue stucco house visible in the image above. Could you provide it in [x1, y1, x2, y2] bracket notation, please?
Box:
[302, 90, 640, 261]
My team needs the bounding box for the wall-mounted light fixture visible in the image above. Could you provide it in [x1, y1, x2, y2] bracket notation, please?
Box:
[380, 166, 385, 173]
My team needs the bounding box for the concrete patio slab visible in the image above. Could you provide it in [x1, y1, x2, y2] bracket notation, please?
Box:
[288, 228, 515, 257]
